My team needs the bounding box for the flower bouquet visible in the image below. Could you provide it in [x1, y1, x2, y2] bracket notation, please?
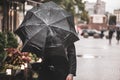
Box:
[1, 48, 38, 74]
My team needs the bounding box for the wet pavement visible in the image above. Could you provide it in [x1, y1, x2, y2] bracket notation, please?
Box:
[74, 36, 120, 80]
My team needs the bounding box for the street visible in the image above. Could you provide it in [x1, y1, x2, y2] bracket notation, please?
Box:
[74, 36, 120, 80]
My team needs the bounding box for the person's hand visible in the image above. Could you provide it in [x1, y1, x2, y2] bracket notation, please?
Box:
[66, 74, 73, 80]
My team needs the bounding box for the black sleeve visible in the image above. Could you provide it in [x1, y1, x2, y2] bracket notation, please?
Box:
[67, 43, 77, 76]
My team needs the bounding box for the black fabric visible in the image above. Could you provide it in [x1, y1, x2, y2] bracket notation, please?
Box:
[37, 44, 76, 80]
[38, 56, 69, 80]
[108, 29, 115, 39]
[14, 1, 79, 57]
[116, 27, 120, 40]
[67, 44, 76, 76]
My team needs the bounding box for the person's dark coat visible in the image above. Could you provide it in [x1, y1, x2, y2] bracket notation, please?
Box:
[100, 30, 104, 38]
[108, 28, 115, 39]
[116, 27, 120, 41]
[37, 43, 76, 80]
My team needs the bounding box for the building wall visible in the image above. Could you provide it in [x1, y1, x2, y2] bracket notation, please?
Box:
[88, 15, 107, 30]
[84, 0, 107, 30]
[94, 0, 105, 14]
[114, 9, 120, 24]
[85, 1, 95, 15]
[85, 0, 106, 15]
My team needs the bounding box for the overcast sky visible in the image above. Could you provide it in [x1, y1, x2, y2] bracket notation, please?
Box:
[83, 0, 120, 13]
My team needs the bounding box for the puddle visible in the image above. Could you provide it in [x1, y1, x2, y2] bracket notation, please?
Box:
[77, 54, 102, 59]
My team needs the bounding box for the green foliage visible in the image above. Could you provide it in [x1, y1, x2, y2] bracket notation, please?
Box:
[0, 32, 18, 65]
[0, 51, 7, 63]
[80, 10, 89, 23]
[42, 0, 89, 22]
[0, 32, 7, 52]
[43, 0, 85, 15]
[75, 0, 85, 11]
[0, 32, 7, 66]
[62, 0, 85, 15]
[6, 32, 18, 48]
[0, 31, 19, 52]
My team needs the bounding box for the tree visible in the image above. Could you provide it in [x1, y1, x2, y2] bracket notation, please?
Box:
[43, 0, 85, 15]
[80, 10, 89, 23]
[42, 0, 89, 23]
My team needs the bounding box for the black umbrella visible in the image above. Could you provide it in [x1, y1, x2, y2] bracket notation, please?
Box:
[15, 1, 79, 57]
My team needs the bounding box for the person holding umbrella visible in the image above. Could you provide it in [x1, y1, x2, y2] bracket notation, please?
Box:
[40, 42, 77, 80]
[15, 1, 79, 80]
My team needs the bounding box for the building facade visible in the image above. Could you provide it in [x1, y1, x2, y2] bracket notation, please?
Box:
[85, 0, 106, 15]
[85, 1, 95, 15]
[89, 14, 107, 30]
[84, 0, 107, 30]
[94, 0, 105, 14]
[114, 9, 120, 24]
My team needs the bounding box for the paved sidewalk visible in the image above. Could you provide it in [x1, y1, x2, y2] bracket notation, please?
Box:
[74, 36, 120, 80]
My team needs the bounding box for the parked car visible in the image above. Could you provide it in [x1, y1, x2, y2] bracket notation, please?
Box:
[81, 29, 102, 38]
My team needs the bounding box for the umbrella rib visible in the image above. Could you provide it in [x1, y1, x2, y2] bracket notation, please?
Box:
[22, 26, 46, 49]
[49, 15, 70, 25]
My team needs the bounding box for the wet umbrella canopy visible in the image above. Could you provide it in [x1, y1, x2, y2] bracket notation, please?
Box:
[15, 1, 79, 57]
